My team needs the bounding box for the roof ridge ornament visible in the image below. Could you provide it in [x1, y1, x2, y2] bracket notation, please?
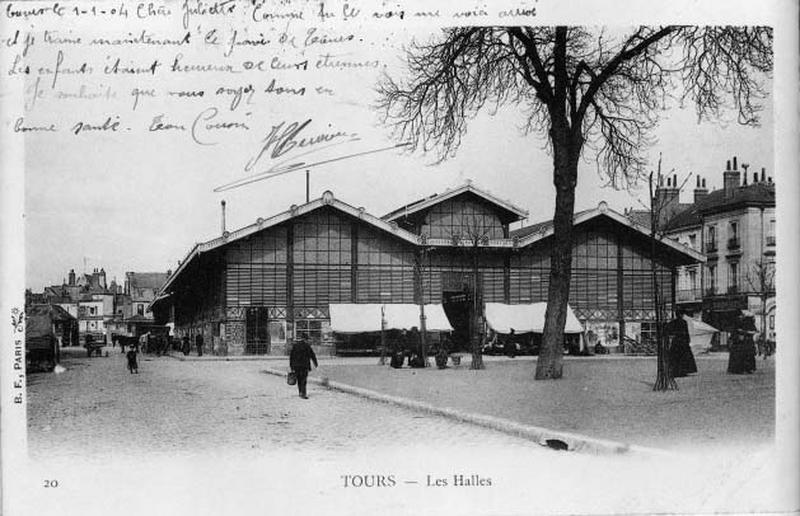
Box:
[598, 201, 608, 213]
[322, 190, 335, 204]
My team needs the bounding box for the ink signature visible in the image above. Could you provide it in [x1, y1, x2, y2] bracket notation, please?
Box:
[243, 119, 356, 172]
[214, 120, 409, 192]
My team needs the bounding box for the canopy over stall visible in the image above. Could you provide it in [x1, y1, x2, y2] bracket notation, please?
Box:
[383, 304, 453, 331]
[329, 303, 453, 333]
[484, 303, 584, 334]
[683, 315, 719, 354]
[329, 304, 384, 333]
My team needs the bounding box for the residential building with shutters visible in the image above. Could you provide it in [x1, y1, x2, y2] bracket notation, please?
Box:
[656, 157, 776, 341]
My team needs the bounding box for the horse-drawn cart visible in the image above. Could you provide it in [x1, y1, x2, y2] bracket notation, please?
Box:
[84, 334, 104, 357]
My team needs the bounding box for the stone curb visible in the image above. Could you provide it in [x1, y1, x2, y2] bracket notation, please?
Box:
[168, 353, 288, 362]
[261, 367, 672, 458]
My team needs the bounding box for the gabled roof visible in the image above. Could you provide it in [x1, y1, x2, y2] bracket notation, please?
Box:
[127, 272, 169, 291]
[624, 209, 654, 229]
[665, 182, 775, 231]
[157, 191, 423, 296]
[382, 181, 528, 223]
[512, 202, 705, 264]
[510, 208, 594, 240]
[27, 303, 76, 323]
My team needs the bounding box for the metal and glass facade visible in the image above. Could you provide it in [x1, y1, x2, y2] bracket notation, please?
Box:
[154, 185, 700, 356]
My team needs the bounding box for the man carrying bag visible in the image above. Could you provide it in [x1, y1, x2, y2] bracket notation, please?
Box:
[289, 336, 318, 399]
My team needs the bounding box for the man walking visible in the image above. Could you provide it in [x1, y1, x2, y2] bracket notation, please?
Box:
[289, 337, 318, 399]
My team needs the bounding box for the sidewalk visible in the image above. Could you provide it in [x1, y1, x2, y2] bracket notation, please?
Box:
[301, 355, 774, 452]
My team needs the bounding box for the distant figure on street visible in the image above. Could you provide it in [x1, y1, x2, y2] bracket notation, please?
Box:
[666, 309, 697, 377]
[182, 335, 191, 356]
[408, 327, 421, 366]
[505, 328, 517, 358]
[120, 337, 126, 354]
[390, 348, 404, 368]
[728, 313, 757, 374]
[289, 337, 318, 399]
[196, 333, 204, 357]
[126, 348, 139, 374]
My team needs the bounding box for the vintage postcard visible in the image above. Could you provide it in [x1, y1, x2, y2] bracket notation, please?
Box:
[1, 0, 798, 514]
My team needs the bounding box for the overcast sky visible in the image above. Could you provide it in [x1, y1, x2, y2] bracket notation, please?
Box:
[22, 24, 773, 290]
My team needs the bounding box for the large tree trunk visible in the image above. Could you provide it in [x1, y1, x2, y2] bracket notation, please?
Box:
[535, 124, 581, 380]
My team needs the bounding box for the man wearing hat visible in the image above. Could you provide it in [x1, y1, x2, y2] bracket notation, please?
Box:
[289, 336, 318, 399]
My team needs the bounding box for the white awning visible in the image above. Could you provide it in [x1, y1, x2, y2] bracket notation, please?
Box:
[485, 303, 584, 334]
[384, 304, 453, 331]
[329, 304, 384, 333]
[683, 315, 718, 335]
[329, 303, 453, 333]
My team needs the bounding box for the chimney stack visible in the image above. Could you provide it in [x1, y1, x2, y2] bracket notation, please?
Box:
[723, 157, 741, 198]
[68, 269, 76, 286]
[655, 171, 680, 226]
[694, 175, 709, 204]
[761, 167, 766, 182]
[753, 172, 758, 184]
[221, 200, 227, 234]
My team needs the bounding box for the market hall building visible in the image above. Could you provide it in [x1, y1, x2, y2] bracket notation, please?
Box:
[151, 183, 704, 356]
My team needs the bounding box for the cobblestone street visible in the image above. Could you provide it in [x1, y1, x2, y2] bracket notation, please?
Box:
[27, 348, 543, 459]
[21, 348, 790, 516]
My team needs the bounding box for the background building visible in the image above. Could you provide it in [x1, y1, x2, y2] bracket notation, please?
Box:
[659, 157, 776, 342]
[152, 183, 702, 356]
[27, 267, 170, 344]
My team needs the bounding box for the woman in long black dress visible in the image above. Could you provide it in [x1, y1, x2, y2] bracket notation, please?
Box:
[728, 314, 757, 374]
[667, 310, 697, 377]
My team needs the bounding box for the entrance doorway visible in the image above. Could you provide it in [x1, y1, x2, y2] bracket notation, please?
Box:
[245, 307, 270, 355]
[442, 289, 472, 352]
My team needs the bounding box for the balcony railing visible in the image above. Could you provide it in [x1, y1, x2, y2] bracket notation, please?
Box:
[705, 241, 717, 253]
[727, 237, 740, 250]
[766, 235, 776, 246]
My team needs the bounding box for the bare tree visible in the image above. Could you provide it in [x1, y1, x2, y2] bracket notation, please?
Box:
[643, 155, 691, 391]
[377, 26, 772, 379]
[448, 214, 493, 370]
[747, 256, 776, 355]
